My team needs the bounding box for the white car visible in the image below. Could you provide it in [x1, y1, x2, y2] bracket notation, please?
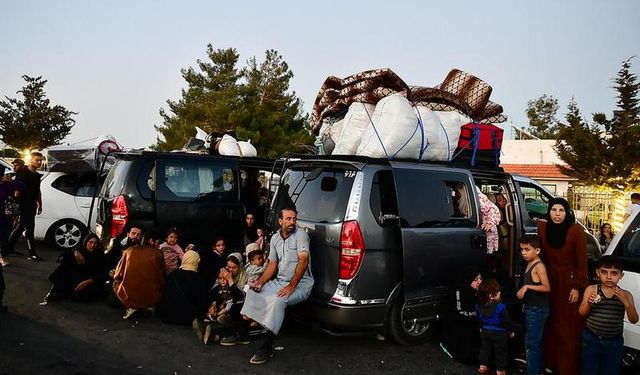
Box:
[34, 171, 98, 250]
[604, 209, 640, 368]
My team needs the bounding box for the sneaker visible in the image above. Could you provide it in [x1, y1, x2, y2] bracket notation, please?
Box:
[0, 258, 9, 267]
[192, 319, 205, 343]
[27, 255, 43, 261]
[219, 334, 251, 346]
[249, 349, 274, 365]
[123, 308, 138, 320]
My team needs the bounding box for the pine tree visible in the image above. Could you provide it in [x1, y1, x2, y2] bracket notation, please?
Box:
[153, 44, 242, 150]
[525, 94, 560, 139]
[555, 98, 609, 184]
[153, 45, 312, 156]
[0, 75, 76, 150]
[555, 58, 640, 188]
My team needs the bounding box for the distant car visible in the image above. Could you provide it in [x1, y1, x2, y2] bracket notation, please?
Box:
[34, 171, 98, 250]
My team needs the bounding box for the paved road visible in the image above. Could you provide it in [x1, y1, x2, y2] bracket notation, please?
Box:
[1, 243, 477, 375]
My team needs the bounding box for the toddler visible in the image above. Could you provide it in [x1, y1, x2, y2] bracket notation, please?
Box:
[476, 278, 513, 375]
[245, 247, 266, 291]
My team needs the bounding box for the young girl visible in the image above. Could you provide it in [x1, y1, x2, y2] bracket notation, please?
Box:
[476, 278, 513, 375]
[160, 228, 184, 274]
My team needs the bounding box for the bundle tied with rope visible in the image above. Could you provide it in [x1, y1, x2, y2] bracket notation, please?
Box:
[312, 68, 507, 163]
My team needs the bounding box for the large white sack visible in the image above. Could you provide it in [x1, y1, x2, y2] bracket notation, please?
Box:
[333, 102, 376, 155]
[356, 94, 421, 159]
[415, 108, 470, 161]
[218, 134, 241, 156]
[238, 139, 257, 157]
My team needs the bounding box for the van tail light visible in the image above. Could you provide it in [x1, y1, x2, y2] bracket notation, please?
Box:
[339, 220, 365, 280]
[111, 195, 128, 238]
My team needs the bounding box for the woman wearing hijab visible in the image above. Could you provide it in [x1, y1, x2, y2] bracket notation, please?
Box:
[43, 233, 107, 303]
[158, 250, 209, 325]
[538, 198, 588, 375]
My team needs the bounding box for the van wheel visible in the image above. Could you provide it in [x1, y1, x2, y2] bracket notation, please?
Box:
[386, 298, 438, 345]
[49, 219, 86, 251]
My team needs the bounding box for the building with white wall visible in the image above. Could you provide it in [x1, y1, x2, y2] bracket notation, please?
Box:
[500, 139, 576, 197]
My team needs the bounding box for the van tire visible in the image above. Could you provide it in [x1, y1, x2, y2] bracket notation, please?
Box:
[386, 298, 438, 345]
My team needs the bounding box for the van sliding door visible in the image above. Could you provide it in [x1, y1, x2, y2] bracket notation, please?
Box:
[391, 165, 485, 301]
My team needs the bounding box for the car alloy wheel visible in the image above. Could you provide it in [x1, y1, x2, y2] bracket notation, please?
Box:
[52, 221, 85, 250]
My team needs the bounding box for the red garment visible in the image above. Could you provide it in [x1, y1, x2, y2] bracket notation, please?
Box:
[538, 222, 588, 375]
[113, 245, 166, 309]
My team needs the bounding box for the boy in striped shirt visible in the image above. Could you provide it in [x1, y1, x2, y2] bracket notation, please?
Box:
[579, 256, 638, 375]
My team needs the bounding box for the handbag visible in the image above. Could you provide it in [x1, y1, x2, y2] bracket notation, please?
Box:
[4, 195, 20, 217]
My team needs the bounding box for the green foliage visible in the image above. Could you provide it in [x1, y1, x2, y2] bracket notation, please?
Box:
[154, 45, 312, 157]
[555, 58, 640, 189]
[555, 98, 609, 184]
[0, 148, 20, 158]
[525, 94, 559, 139]
[0, 75, 76, 150]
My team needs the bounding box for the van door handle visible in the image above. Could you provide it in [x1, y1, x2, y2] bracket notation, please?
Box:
[471, 235, 486, 250]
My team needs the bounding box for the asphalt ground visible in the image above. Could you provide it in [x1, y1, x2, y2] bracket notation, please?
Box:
[1, 242, 480, 375]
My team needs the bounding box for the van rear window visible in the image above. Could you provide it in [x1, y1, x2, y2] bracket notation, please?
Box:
[101, 160, 132, 198]
[274, 167, 355, 223]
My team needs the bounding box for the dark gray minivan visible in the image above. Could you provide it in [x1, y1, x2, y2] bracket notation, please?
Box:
[268, 155, 600, 345]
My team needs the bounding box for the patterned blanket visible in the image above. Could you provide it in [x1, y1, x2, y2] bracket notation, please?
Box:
[311, 68, 507, 135]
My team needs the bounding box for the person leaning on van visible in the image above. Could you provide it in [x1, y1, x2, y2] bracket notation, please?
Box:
[537, 198, 588, 375]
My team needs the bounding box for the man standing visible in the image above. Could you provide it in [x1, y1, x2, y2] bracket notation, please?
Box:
[622, 193, 640, 223]
[10, 152, 43, 261]
[227, 207, 313, 365]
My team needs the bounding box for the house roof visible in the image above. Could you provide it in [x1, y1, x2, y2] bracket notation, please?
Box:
[500, 164, 576, 180]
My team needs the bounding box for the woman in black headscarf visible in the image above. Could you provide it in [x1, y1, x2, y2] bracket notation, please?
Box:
[537, 198, 587, 375]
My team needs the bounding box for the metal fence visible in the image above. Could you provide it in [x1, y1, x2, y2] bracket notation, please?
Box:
[564, 187, 628, 235]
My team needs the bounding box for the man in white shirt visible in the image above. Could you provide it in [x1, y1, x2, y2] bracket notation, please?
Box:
[622, 192, 640, 222]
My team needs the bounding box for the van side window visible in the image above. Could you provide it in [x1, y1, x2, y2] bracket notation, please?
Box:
[518, 183, 551, 222]
[370, 171, 399, 225]
[394, 169, 476, 228]
[136, 161, 154, 199]
[157, 161, 236, 202]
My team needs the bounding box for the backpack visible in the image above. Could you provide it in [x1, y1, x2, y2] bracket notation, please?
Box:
[452, 122, 504, 167]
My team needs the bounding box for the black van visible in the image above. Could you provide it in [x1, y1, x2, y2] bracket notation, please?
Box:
[95, 151, 275, 249]
[267, 155, 600, 344]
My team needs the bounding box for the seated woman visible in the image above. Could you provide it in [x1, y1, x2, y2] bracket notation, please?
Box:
[158, 250, 209, 325]
[43, 234, 107, 304]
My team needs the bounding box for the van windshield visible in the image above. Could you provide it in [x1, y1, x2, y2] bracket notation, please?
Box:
[274, 167, 356, 223]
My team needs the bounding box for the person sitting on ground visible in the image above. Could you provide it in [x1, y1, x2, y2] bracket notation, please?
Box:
[193, 268, 246, 345]
[106, 225, 143, 275]
[255, 227, 267, 253]
[158, 250, 208, 325]
[244, 246, 267, 292]
[113, 230, 166, 319]
[218, 252, 248, 291]
[160, 227, 184, 274]
[42, 233, 108, 304]
[198, 236, 228, 290]
[243, 213, 258, 250]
